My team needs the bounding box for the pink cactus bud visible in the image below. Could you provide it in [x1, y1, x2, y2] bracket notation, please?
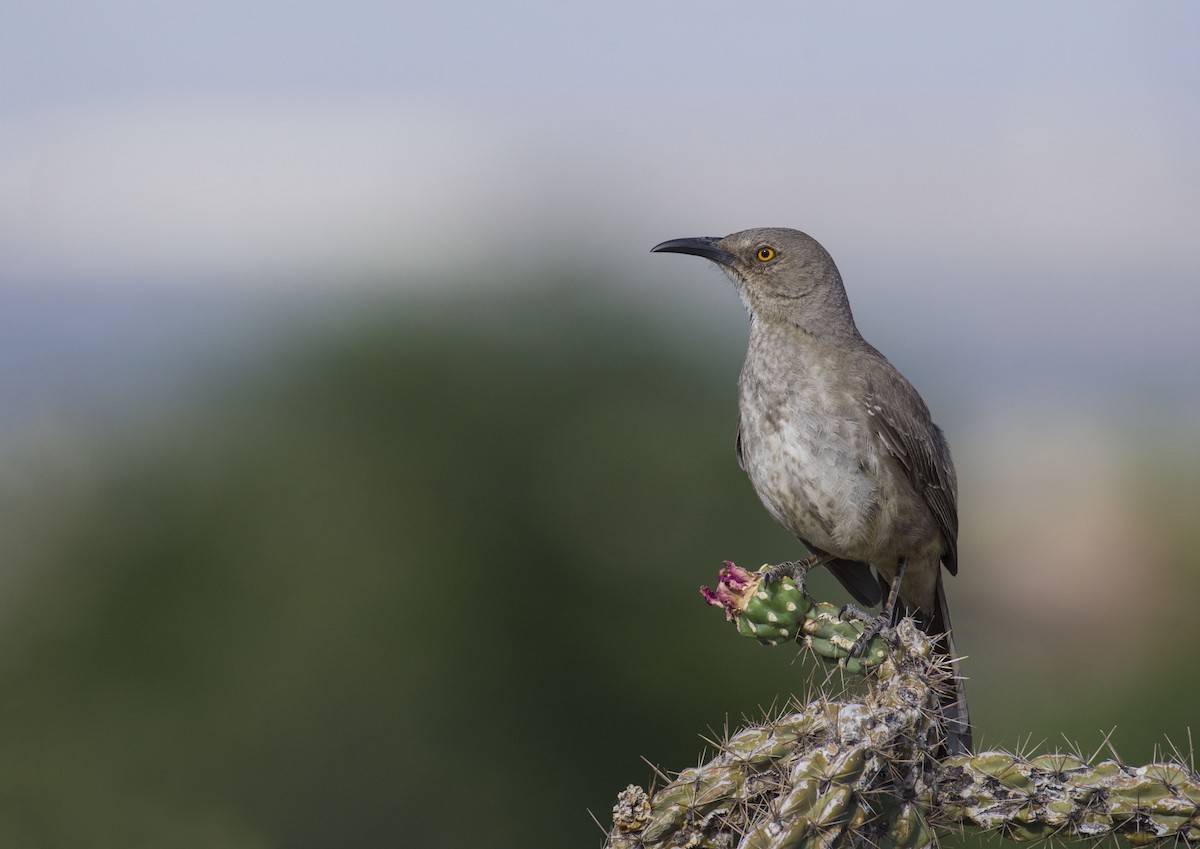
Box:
[700, 561, 761, 621]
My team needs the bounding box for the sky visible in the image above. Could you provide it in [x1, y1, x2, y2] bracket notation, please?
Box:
[1, 1, 1199, 427]
[4, 2, 1198, 279]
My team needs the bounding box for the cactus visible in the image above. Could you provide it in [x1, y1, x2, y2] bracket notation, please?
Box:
[605, 563, 1199, 849]
[701, 562, 888, 673]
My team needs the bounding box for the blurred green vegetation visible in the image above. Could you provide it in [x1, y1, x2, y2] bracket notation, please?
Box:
[0, 278, 1195, 848]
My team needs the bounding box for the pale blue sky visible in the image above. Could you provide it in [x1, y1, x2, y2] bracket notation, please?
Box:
[4, 1, 1197, 280]
[4, 2, 1197, 113]
[1, 1, 1199, 429]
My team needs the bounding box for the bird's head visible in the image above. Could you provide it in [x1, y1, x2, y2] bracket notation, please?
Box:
[652, 227, 857, 335]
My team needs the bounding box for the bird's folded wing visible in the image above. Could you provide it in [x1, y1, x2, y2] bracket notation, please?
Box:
[864, 389, 959, 574]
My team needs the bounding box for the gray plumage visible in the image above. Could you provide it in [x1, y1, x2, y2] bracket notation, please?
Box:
[652, 227, 971, 755]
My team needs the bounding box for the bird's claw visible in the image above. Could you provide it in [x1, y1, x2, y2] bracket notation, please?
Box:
[762, 557, 816, 588]
[848, 613, 889, 657]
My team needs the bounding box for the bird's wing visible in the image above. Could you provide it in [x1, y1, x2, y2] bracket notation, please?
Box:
[824, 558, 885, 607]
[864, 379, 959, 574]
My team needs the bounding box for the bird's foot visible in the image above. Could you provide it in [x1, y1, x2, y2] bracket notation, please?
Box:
[762, 557, 817, 588]
[847, 612, 890, 658]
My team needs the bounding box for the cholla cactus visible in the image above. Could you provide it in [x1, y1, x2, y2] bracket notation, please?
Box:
[700, 562, 888, 673]
[605, 563, 1199, 849]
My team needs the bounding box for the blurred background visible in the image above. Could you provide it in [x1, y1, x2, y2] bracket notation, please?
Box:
[2, 2, 1198, 846]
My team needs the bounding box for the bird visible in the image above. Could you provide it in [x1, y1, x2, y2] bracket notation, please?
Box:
[652, 227, 971, 755]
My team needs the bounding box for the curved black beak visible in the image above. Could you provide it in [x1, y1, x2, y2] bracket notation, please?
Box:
[651, 236, 735, 267]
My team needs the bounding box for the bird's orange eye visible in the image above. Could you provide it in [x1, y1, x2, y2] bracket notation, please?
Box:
[757, 247, 776, 262]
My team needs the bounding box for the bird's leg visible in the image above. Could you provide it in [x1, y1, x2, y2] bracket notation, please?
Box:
[880, 557, 907, 624]
[762, 553, 830, 588]
[849, 558, 908, 656]
[837, 603, 875, 623]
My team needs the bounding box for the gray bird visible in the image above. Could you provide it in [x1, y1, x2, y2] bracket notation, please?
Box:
[652, 227, 971, 755]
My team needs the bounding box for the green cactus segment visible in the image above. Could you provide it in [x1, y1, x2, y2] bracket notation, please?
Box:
[801, 601, 887, 673]
[609, 738, 1199, 849]
[701, 562, 887, 671]
[940, 751, 1200, 844]
[883, 802, 935, 849]
[735, 574, 810, 644]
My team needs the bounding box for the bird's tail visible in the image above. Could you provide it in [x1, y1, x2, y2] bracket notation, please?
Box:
[917, 575, 972, 756]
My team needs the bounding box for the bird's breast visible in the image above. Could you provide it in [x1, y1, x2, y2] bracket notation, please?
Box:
[739, 379, 883, 558]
